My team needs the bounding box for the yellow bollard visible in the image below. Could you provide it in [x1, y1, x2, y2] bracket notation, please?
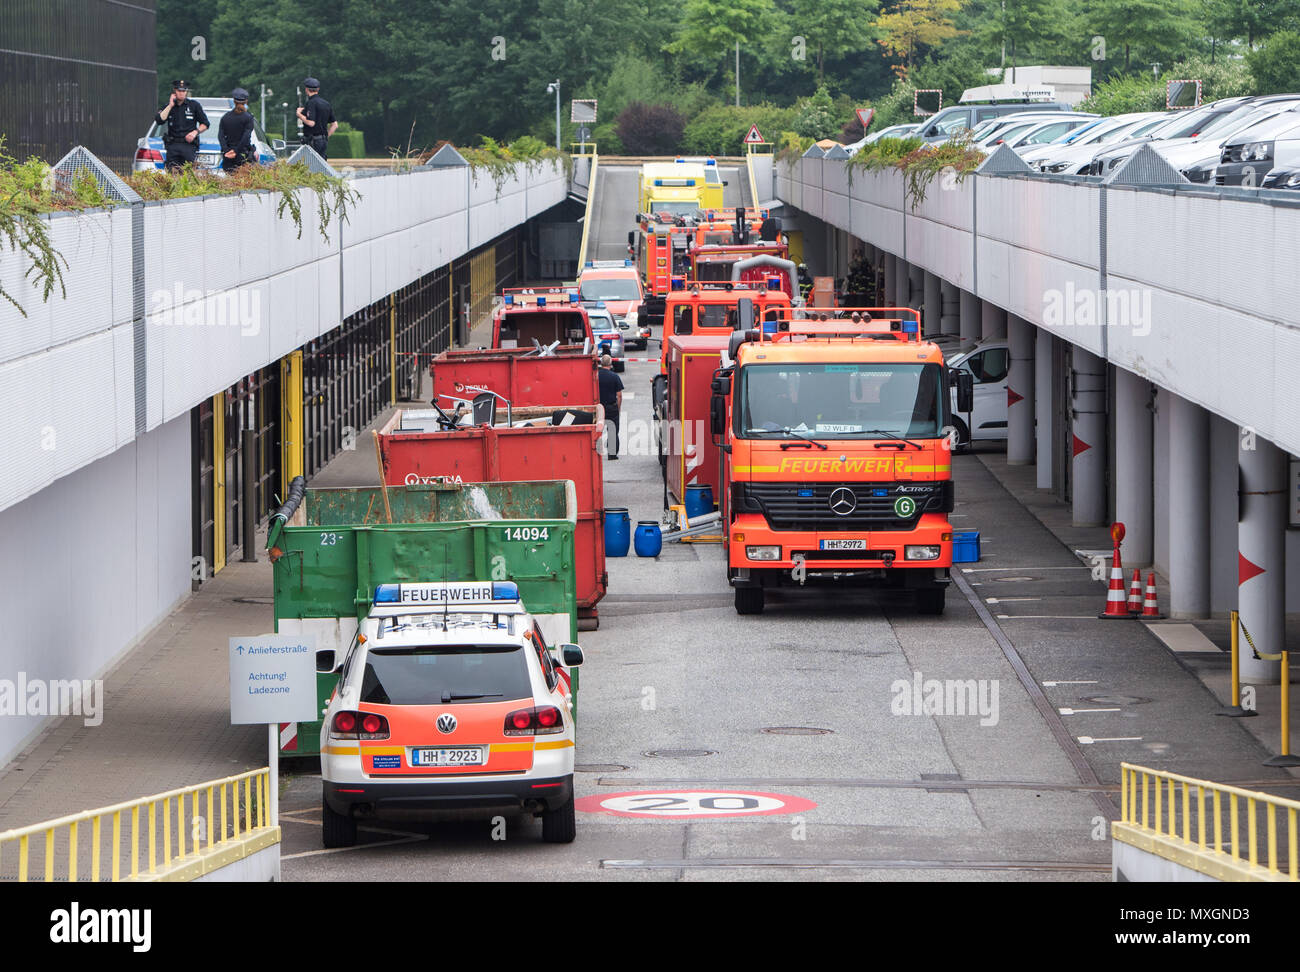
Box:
[1264, 650, 1300, 767]
[1218, 610, 1257, 718]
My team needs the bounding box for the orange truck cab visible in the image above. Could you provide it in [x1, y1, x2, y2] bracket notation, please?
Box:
[652, 286, 795, 509]
[711, 310, 974, 615]
[492, 288, 595, 352]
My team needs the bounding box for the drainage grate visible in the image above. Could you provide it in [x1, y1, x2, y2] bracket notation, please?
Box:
[231, 596, 274, 605]
[1081, 695, 1150, 706]
[761, 727, 834, 736]
[575, 764, 628, 773]
[642, 749, 716, 758]
[995, 576, 1036, 583]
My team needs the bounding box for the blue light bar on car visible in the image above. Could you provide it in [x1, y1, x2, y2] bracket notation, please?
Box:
[671, 277, 685, 291]
[901, 319, 918, 333]
[537, 296, 546, 307]
[503, 294, 514, 305]
[373, 582, 518, 606]
[767, 277, 781, 289]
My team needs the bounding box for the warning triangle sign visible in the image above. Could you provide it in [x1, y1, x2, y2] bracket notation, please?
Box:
[743, 124, 764, 144]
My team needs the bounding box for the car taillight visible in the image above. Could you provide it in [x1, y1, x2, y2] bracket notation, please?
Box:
[331, 710, 389, 739]
[135, 147, 163, 162]
[504, 706, 564, 736]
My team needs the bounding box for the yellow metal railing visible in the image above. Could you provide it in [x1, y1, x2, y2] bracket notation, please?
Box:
[0, 768, 276, 882]
[1114, 763, 1300, 881]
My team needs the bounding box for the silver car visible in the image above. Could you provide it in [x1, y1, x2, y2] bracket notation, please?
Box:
[584, 302, 626, 372]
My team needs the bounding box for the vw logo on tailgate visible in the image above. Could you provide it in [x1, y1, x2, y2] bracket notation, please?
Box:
[828, 487, 857, 515]
[436, 714, 458, 734]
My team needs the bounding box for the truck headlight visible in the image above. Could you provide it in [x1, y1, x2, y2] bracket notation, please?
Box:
[746, 545, 781, 561]
[905, 545, 941, 561]
[626, 309, 638, 326]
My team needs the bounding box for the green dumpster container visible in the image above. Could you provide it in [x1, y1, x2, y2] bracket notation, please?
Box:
[267, 479, 579, 757]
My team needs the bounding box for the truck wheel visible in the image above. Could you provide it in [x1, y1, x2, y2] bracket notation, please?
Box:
[735, 586, 765, 615]
[541, 781, 577, 843]
[322, 800, 357, 848]
[916, 588, 945, 615]
[952, 416, 971, 452]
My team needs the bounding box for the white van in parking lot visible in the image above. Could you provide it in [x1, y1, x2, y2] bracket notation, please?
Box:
[946, 339, 1009, 447]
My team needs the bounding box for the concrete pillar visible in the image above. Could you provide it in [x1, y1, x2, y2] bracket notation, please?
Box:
[1114, 368, 1153, 566]
[882, 252, 897, 306]
[894, 256, 910, 311]
[1006, 315, 1035, 465]
[1070, 347, 1107, 527]
[980, 300, 1006, 341]
[1167, 393, 1211, 618]
[959, 289, 980, 345]
[908, 264, 924, 312]
[1238, 436, 1287, 682]
[923, 271, 942, 336]
[1035, 329, 1053, 489]
[940, 281, 960, 336]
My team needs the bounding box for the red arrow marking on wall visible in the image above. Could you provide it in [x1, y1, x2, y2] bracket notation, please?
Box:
[1007, 388, 1024, 407]
[1072, 434, 1090, 458]
[1239, 553, 1266, 586]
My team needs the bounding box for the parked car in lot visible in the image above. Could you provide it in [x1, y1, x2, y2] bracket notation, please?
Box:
[134, 96, 283, 172]
[1261, 165, 1300, 189]
[1086, 97, 1255, 176]
[1216, 108, 1300, 187]
[844, 123, 922, 154]
[1156, 96, 1300, 182]
[970, 112, 1098, 151]
[584, 302, 627, 371]
[1027, 113, 1171, 173]
[916, 100, 1071, 143]
[945, 339, 1009, 447]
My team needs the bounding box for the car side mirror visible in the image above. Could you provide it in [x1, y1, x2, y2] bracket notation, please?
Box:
[955, 370, 974, 413]
[272, 138, 287, 151]
[619, 322, 630, 330]
[316, 649, 337, 673]
[559, 643, 584, 667]
[736, 297, 755, 331]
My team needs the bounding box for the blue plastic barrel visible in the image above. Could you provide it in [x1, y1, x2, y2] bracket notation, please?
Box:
[634, 521, 662, 558]
[951, 531, 981, 563]
[684, 484, 714, 520]
[605, 508, 631, 557]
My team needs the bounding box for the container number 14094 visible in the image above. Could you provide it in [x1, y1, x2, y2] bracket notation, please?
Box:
[503, 527, 549, 541]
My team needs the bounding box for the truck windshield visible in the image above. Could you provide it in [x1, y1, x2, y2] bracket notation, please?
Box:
[737, 362, 944, 438]
[650, 201, 700, 217]
[360, 645, 532, 706]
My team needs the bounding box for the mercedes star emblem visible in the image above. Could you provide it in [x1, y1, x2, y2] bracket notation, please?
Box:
[829, 487, 857, 515]
[436, 713, 458, 734]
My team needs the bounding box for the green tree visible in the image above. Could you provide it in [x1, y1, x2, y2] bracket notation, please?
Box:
[1246, 30, 1300, 92]
[874, 0, 963, 76]
[1088, 0, 1202, 72]
[1205, 0, 1300, 50]
[963, 0, 1076, 71]
[792, 86, 838, 138]
[788, 0, 881, 84]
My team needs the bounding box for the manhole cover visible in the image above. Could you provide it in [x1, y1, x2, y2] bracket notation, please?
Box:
[760, 727, 834, 736]
[642, 749, 716, 758]
[1081, 695, 1151, 706]
[996, 576, 1035, 583]
[575, 764, 628, 773]
[231, 596, 274, 605]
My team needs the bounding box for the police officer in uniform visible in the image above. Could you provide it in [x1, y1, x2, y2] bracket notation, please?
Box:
[155, 80, 209, 171]
[296, 77, 337, 159]
[219, 88, 256, 172]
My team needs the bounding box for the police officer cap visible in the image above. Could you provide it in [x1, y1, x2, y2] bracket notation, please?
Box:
[304, 77, 320, 89]
[231, 87, 250, 102]
[172, 79, 190, 91]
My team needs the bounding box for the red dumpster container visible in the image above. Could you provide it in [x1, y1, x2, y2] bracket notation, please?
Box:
[429, 348, 598, 410]
[376, 409, 608, 628]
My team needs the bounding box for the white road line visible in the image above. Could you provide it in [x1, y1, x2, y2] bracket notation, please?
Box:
[1042, 680, 1099, 687]
[1076, 736, 1142, 745]
[996, 614, 1099, 620]
[985, 597, 1041, 604]
[1058, 707, 1121, 715]
[963, 566, 1090, 573]
[281, 827, 427, 860]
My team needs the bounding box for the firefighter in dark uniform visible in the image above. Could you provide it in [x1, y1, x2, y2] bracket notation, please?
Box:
[296, 77, 337, 159]
[219, 88, 256, 172]
[155, 80, 209, 171]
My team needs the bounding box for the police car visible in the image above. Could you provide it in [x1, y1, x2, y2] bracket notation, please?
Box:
[133, 96, 283, 172]
[318, 581, 583, 847]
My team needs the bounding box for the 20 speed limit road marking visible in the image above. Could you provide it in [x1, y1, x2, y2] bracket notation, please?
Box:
[576, 790, 817, 818]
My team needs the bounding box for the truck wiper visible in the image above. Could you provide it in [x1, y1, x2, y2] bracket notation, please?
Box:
[850, 429, 924, 450]
[746, 427, 828, 450]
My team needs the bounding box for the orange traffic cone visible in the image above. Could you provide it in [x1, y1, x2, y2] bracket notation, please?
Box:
[1102, 527, 1133, 618]
[1126, 568, 1143, 614]
[1141, 572, 1165, 619]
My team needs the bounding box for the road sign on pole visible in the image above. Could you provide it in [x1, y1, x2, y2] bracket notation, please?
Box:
[571, 99, 597, 123]
[743, 124, 764, 145]
[856, 107, 875, 130]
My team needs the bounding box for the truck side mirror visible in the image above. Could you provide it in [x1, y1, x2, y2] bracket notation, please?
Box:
[737, 297, 754, 331]
[559, 643, 584, 667]
[627, 231, 635, 248]
[710, 393, 727, 437]
[316, 649, 337, 674]
[955, 370, 974, 413]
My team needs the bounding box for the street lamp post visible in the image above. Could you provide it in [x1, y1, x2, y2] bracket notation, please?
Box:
[546, 80, 561, 151]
